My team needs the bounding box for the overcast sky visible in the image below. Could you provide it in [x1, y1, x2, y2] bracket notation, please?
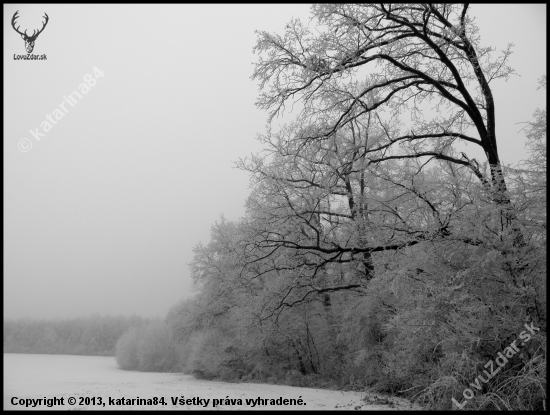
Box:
[4, 4, 546, 320]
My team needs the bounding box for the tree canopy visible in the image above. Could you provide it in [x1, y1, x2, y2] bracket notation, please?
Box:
[167, 4, 546, 410]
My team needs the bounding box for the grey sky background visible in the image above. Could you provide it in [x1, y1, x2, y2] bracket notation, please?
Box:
[4, 4, 546, 320]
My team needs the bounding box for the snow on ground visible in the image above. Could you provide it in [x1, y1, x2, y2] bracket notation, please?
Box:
[4, 354, 420, 410]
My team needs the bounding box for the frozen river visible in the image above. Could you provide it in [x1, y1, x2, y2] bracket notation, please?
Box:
[3, 353, 418, 410]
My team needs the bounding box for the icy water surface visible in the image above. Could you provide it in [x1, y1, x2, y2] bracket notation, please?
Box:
[4, 353, 417, 410]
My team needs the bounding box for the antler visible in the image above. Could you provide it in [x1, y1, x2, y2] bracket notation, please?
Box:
[11, 10, 27, 37]
[11, 11, 49, 39]
[33, 12, 50, 36]
[29, 13, 49, 39]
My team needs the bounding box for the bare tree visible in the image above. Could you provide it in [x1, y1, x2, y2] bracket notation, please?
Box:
[252, 4, 523, 245]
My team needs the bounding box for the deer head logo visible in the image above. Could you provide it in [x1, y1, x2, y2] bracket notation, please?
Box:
[12, 11, 49, 54]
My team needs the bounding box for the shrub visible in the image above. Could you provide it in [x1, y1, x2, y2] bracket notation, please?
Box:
[115, 320, 179, 372]
[115, 327, 140, 370]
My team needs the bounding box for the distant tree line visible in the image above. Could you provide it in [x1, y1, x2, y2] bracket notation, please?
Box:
[3, 315, 147, 356]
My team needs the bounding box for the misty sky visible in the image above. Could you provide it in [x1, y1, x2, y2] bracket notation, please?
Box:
[4, 4, 546, 320]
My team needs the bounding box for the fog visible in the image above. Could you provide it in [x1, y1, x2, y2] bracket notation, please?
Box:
[4, 4, 546, 320]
